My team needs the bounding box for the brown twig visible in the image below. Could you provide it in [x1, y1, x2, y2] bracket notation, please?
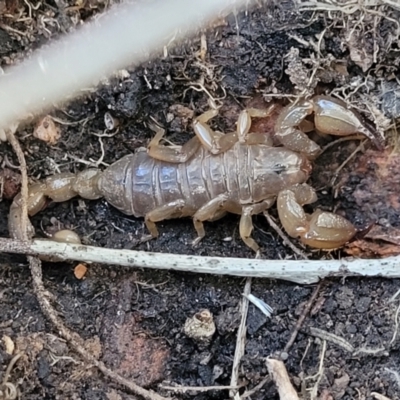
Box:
[263, 212, 309, 260]
[241, 376, 271, 398]
[6, 132, 170, 400]
[282, 281, 324, 355]
[5, 131, 29, 241]
[0, 353, 22, 400]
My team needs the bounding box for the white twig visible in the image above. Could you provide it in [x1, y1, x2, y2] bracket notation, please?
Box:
[243, 293, 273, 318]
[1, 238, 400, 284]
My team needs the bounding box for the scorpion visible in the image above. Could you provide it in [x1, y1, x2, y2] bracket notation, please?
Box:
[8, 95, 383, 252]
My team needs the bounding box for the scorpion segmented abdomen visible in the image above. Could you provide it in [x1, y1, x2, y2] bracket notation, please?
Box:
[234, 144, 252, 203]
[181, 149, 214, 210]
[100, 150, 209, 218]
[99, 145, 312, 220]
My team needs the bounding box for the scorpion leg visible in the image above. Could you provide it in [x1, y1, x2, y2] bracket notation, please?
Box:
[147, 125, 201, 163]
[192, 193, 238, 246]
[148, 105, 276, 163]
[236, 106, 276, 145]
[143, 199, 186, 241]
[276, 183, 356, 249]
[193, 105, 275, 154]
[193, 109, 238, 154]
[240, 199, 275, 252]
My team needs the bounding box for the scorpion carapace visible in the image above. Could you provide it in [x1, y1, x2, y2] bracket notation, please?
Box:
[9, 95, 384, 252]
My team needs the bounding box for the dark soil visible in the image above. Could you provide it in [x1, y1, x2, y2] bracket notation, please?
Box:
[1, 2, 400, 399]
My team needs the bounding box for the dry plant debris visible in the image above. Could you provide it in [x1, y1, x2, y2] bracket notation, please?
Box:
[183, 309, 216, 344]
[33, 116, 60, 145]
[0, 353, 22, 400]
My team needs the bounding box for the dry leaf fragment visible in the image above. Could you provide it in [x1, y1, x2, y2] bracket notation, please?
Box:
[33, 116, 60, 145]
[345, 240, 400, 257]
[0, 168, 21, 199]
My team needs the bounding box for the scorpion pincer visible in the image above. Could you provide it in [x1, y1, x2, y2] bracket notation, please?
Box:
[8, 95, 384, 252]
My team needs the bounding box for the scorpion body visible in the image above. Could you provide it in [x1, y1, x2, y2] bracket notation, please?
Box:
[8, 96, 384, 252]
[100, 145, 309, 218]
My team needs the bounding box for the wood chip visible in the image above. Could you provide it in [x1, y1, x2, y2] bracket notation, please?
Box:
[2, 335, 15, 355]
[33, 116, 60, 145]
[74, 263, 88, 280]
[266, 358, 299, 400]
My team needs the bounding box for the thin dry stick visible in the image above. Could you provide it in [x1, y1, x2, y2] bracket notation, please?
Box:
[160, 384, 242, 393]
[1, 238, 400, 284]
[308, 340, 327, 400]
[311, 327, 387, 357]
[318, 135, 364, 157]
[389, 302, 400, 347]
[6, 133, 170, 400]
[264, 212, 308, 260]
[241, 376, 271, 398]
[283, 281, 324, 354]
[331, 140, 366, 187]
[1, 353, 22, 387]
[230, 278, 252, 399]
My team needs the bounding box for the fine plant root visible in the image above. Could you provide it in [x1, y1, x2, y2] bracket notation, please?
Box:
[0, 353, 22, 400]
[263, 211, 309, 260]
[282, 282, 324, 355]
